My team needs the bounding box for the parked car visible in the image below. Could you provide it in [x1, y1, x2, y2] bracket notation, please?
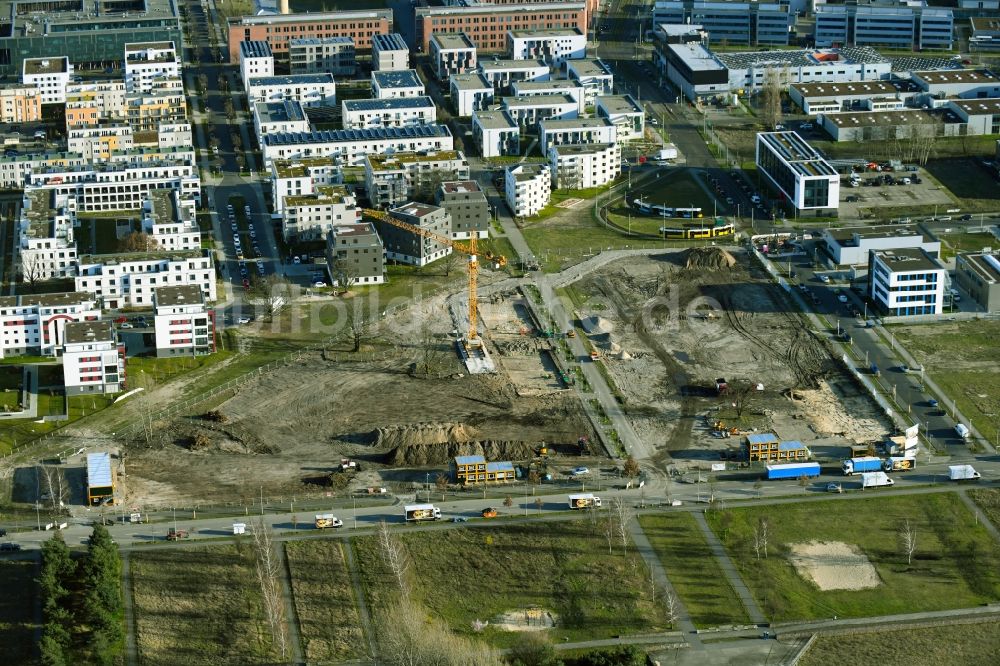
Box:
[570, 466, 590, 477]
[0, 543, 21, 552]
[818, 274, 831, 283]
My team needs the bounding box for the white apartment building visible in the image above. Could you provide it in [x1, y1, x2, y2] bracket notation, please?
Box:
[25, 160, 201, 211]
[247, 74, 337, 107]
[479, 59, 550, 92]
[548, 143, 621, 190]
[240, 40, 275, 90]
[62, 321, 124, 396]
[539, 117, 617, 152]
[156, 122, 194, 150]
[341, 97, 437, 130]
[289, 37, 356, 77]
[596, 95, 644, 141]
[281, 186, 361, 242]
[431, 32, 478, 81]
[364, 150, 471, 208]
[372, 33, 410, 72]
[18, 190, 77, 282]
[74, 251, 216, 310]
[0, 292, 100, 359]
[505, 164, 551, 218]
[124, 42, 181, 94]
[253, 100, 311, 138]
[67, 125, 134, 162]
[502, 94, 579, 128]
[472, 110, 520, 158]
[450, 72, 494, 116]
[510, 80, 586, 114]
[142, 189, 201, 252]
[269, 157, 342, 214]
[22, 57, 73, 105]
[0, 153, 89, 190]
[566, 59, 615, 105]
[261, 125, 454, 167]
[152, 285, 215, 357]
[371, 69, 425, 99]
[869, 248, 946, 317]
[507, 28, 586, 67]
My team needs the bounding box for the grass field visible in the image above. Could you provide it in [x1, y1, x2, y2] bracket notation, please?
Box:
[131, 545, 278, 666]
[354, 520, 666, 646]
[936, 230, 997, 261]
[285, 540, 365, 663]
[638, 513, 750, 627]
[799, 620, 1000, 666]
[968, 489, 1000, 530]
[706, 493, 1000, 622]
[0, 560, 38, 664]
[925, 158, 1000, 214]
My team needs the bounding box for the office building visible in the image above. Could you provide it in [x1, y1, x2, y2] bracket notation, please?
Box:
[372, 33, 410, 71]
[436, 181, 490, 240]
[261, 125, 454, 167]
[227, 10, 393, 61]
[954, 251, 1000, 312]
[868, 248, 946, 316]
[505, 163, 550, 217]
[820, 224, 941, 266]
[152, 285, 215, 357]
[814, 5, 953, 51]
[62, 322, 124, 396]
[651, 1, 791, 46]
[450, 72, 495, 116]
[0, 292, 100, 359]
[414, 3, 588, 54]
[325, 223, 386, 286]
[431, 33, 478, 81]
[341, 97, 437, 130]
[289, 37, 356, 77]
[755, 132, 839, 215]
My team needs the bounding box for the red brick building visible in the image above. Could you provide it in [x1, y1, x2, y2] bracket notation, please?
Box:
[414, 2, 589, 54]
[227, 9, 393, 62]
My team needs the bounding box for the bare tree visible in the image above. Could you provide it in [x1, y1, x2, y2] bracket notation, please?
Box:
[39, 466, 67, 511]
[760, 68, 785, 130]
[331, 253, 358, 296]
[118, 231, 158, 253]
[248, 518, 288, 659]
[899, 519, 917, 565]
[435, 473, 449, 494]
[611, 497, 631, 557]
[662, 587, 681, 629]
[728, 380, 757, 419]
[248, 274, 291, 322]
[375, 598, 502, 666]
[752, 523, 764, 561]
[602, 511, 615, 556]
[754, 517, 770, 560]
[20, 253, 44, 290]
[377, 520, 410, 598]
[622, 456, 641, 479]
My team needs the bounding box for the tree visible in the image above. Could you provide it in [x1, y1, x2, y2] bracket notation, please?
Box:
[20, 253, 44, 291]
[728, 379, 757, 420]
[331, 253, 359, 296]
[248, 518, 287, 660]
[527, 470, 541, 486]
[662, 588, 682, 630]
[508, 633, 561, 666]
[503, 496, 513, 508]
[412, 168, 455, 203]
[248, 274, 291, 322]
[622, 456, 640, 479]
[375, 597, 502, 666]
[760, 67, 784, 130]
[898, 519, 917, 565]
[752, 517, 770, 560]
[602, 511, 615, 556]
[81, 525, 124, 664]
[377, 520, 410, 598]
[611, 497, 631, 557]
[435, 473, 449, 493]
[118, 231, 158, 253]
[40, 532, 75, 664]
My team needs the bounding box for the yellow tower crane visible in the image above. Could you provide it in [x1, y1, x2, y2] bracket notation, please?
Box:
[362, 209, 506, 344]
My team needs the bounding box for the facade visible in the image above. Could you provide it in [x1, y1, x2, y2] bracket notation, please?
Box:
[566, 59, 615, 104]
[744, 433, 809, 462]
[431, 33, 478, 81]
[819, 109, 960, 143]
[755, 132, 839, 215]
[868, 248, 946, 317]
[510, 79, 585, 113]
[539, 117, 617, 151]
[414, 3, 588, 54]
[261, 125, 454, 167]
[247, 74, 337, 107]
[451, 455, 516, 484]
[548, 142, 621, 190]
[820, 224, 941, 266]
[652, 1, 791, 46]
[142, 189, 201, 252]
[815, 5, 953, 51]
[240, 41, 275, 90]
[479, 59, 550, 93]
[25, 160, 200, 212]
[18, 190, 77, 281]
[74, 251, 216, 310]
[472, 110, 520, 158]
[85, 452, 115, 506]
[0, 292, 100, 359]
[227, 10, 394, 61]
[789, 80, 918, 115]
[62, 321, 124, 396]
[380, 202, 452, 266]
[281, 186, 361, 242]
[971, 17, 1000, 50]
[65, 81, 128, 129]
[436, 180, 490, 240]
[372, 33, 410, 71]
[715, 47, 892, 93]
[365, 150, 471, 209]
[372, 69, 426, 99]
[124, 85, 188, 134]
[954, 252, 1000, 312]
[911, 69, 1000, 100]
[269, 157, 342, 213]
[22, 57, 72, 105]
[253, 100, 312, 138]
[450, 72, 494, 116]
[0, 153, 88, 190]
[67, 125, 134, 162]
[505, 164, 551, 217]
[325, 223, 386, 286]
[289, 37, 356, 77]
[0, 84, 42, 123]
[659, 42, 729, 101]
[152, 285, 215, 357]
[341, 97, 437, 130]
[507, 28, 586, 67]
[596, 95, 644, 140]
[502, 94, 580, 128]
[124, 42, 181, 95]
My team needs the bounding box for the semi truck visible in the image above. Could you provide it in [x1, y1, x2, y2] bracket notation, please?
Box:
[766, 462, 820, 480]
[861, 471, 895, 489]
[842, 457, 882, 475]
[949, 465, 981, 481]
[568, 493, 602, 509]
[315, 514, 343, 529]
[883, 457, 916, 472]
[404, 504, 441, 522]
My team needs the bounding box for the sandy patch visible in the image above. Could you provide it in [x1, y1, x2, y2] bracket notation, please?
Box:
[789, 541, 881, 591]
[491, 608, 558, 632]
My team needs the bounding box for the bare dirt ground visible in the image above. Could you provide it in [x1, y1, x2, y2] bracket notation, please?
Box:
[789, 541, 881, 591]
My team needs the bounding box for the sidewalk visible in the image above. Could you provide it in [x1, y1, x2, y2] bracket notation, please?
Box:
[692, 512, 766, 625]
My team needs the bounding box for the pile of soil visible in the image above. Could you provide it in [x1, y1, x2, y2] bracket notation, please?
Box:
[684, 247, 737, 270]
[374, 422, 480, 448]
[581, 316, 614, 335]
[386, 440, 539, 466]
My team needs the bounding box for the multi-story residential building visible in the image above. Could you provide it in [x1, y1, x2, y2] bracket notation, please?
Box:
[505, 164, 551, 217]
[261, 125, 454, 167]
[281, 186, 361, 242]
[289, 37, 356, 77]
[510, 79, 586, 113]
[596, 95, 644, 140]
[502, 94, 579, 129]
[821, 224, 941, 266]
[450, 72, 495, 116]
[479, 59, 550, 93]
[67, 125, 134, 162]
[150, 122, 193, 150]
[18, 190, 77, 282]
[253, 100, 312, 138]
[22, 57, 72, 105]
[755, 132, 839, 216]
[0, 292, 100, 359]
[124, 42, 181, 94]
[226, 10, 393, 62]
[566, 59, 615, 104]
[364, 150, 471, 209]
[814, 5, 953, 51]
[247, 74, 337, 107]
[472, 110, 520, 158]
[955, 251, 1000, 312]
[436, 180, 490, 240]
[451, 455, 516, 484]
[0, 84, 41, 123]
[152, 285, 215, 357]
[74, 250, 216, 310]
[142, 189, 201, 252]
[240, 41, 275, 90]
[507, 28, 587, 67]
[341, 97, 437, 130]
[124, 84, 188, 134]
[372, 69, 425, 99]
[868, 248, 946, 317]
[431, 33, 478, 81]
[61, 321, 125, 396]
[25, 160, 200, 212]
[269, 157, 342, 213]
[372, 33, 410, 71]
[652, 1, 791, 46]
[379, 202, 452, 266]
[548, 142, 621, 190]
[65, 81, 128, 129]
[414, 3, 588, 54]
[325, 223, 386, 286]
[539, 117, 617, 151]
[0, 153, 89, 190]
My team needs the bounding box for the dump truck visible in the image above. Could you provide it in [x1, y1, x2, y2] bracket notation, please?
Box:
[404, 504, 441, 521]
[949, 465, 981, 482]
[861, 471, 895, 489]
[166, 528, 189, 541]
[568, 493, 602, 509]
[842, 456, 882, 476]
[765, 462, 820, 480]
[883, 457, 916, 472]
[315, 514, 343, 529]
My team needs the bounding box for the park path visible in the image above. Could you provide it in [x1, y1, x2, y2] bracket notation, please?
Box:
[692, 512, 767, 625]
[120, 551, 139, 666]
[275, 543, 305, 665]
[342, 539, 377, 659]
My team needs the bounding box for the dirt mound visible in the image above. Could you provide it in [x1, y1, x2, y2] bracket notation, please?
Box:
[684, 247, 737, 270]
[789, 541, 880, 591]
[581, 316, 614, 335]
[386, 440, 538, 466]
[374, 422, 480, 448]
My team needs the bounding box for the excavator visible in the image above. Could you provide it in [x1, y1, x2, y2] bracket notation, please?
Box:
[361, 208, 506, 347]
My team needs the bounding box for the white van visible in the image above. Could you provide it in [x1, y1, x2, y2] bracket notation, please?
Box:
[955, 423, 970, 439]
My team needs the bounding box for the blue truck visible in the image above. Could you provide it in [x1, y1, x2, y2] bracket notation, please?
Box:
[842, 456, 882, 475]
[766, 462, 821, 480]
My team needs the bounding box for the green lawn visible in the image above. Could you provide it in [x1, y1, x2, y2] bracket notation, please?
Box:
[631, 169, 727, 214]
[936, 230, 996, 261]
[638, 513, 751, 627]
[968, 489, 1000, 530]
[34, 390, 65, 417]
[706, 493, 1000, 622]
[0, 365, 22, 392]
[78, 216, 133, 255]
[0, 560, 38, 664]
[925, 158, 1000, 214]
[520, 218, 674, 273]
[36, 364, 63, 389]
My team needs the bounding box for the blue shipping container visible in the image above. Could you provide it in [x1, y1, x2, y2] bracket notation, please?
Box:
[766, 462, 821, 480]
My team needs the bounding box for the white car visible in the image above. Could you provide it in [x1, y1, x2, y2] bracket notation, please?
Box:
[312, 281, 327, 288]
[570, 466, 590, 477]
[818, 274, 831, 284]
[238, 317, 251, 324]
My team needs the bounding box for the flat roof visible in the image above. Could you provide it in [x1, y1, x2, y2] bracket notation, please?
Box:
[439, 180, 483, 195]
[289, 36, 354, 46]
[716, 46, 888, 70]
[951, 98, 1000, 115]
[256, 99, 307, 124]
[147, 188, 181, 225]
[758, 132, 837, 177]
[367, 150, 463, 169]
[372, 33, 408, 51]
[913, 69, 999, 85]
[823, 108, 950, 128]
[344, 96, 434, 112]
[23, 57, 68, 75]
[231, 9, 392, 25]
[264, 125, 451, 146]
[971, 17, 1000, 33]
[873, 247, 943, 272]
[271, 156, 338, 179]
[540, 117, 614, 130]
[474, 109, 518, 130]
[480, 58, 548, 72]
[391, 201, 442, 218]
[960, 252, 1000, 283]
[372, 69, 423, 89]
[826, 224, 926, 245]
[154, 284, 204, 307]
[596, 94, 642, 114]
[510, 163, 547, 180]
[431, 32, 476, 50]
[450, 72, 491, 91]
[86, 452, 113, 488]
[511, 80, 581, 92]
[551, 142, 615, 155]
[3, 0, 179, 30]
[508, 28, 583, 38]
[792, 80, 917, 99]
[240, 40, 273, 59]
[331, 222, 378, 239]
[503, 93, 577, 108]
[567, 58, 614, 77]
[19, 292, 95, 308]
[249, 73, 335, 87]
[64, 320, 114, 344]
[284, 185, 353, 207]
[417, 2, 585, 16]
[125, 41, 175, 52]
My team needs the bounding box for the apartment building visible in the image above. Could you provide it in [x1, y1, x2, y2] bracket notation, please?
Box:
[226, 10, 394, 61]
[510, 79, 586, 113]
[74, 250, 216, 309]
[507, 28, 586, 67]
[431, 32, 478, 81]
[566, 59, 615, 104]
[341, 97, 437, 130]
[0, 84, 41, 123]
[548, 142, 621, 189]
[414, 3, 588, 54]
[142, 189, 201, 252]
[479, 59, 550, 93]
[152, 285, 215, 357]
[364, 150, 471, 208]
[596, 94, 644, 140]
[756, 132, 839, 215]
[472, 110, 520, 158]
[281, 186, 361, 242]
[22, 57, 73, 105]
[325, 223, 386, 286]
[450, 72, 494, 116]
[25, 160, 200, 212]
[253, 100, 312, 138]
[269, 157, 342, 213]
[502, 94, 579, 129]
[868, 248, 946, 317]
[372, 33, 410, 71]
[436, 180, 490, 240]
[289, 37, 356, 77]
[247, 74, 337, 107]
[380, 202, 453, 266]
[0, 292, 100, 359]
[65, 81, 128, 129]
[505, 164, 551, 217]
[124, 42, 181, 94]
[539, 117, 616, 151]
[261, 125, 454, 167]
[18, 190, 77, 282]
[372, 69, 426, 99]
[0, 153, 89, 190]
[240, 40, 275, 90]
[62, 321, 125, 396]
[67, 125, 134, 162]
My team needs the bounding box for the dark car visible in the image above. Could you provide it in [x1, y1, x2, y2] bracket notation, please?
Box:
[0, 529, 6, 537]
[959, 214, 972, 221]
[0, 542, 21, 552]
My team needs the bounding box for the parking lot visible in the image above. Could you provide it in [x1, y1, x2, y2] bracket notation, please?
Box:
[836, 166, 955, 220]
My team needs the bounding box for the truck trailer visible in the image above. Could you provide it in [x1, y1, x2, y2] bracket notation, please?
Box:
[949, 465, 981, 481]
[766, 462, 820, 480]
[568, 493, 602, 509]
[842, 456, 882, 475]
[404, 504, 441, 521]
[861, 471, 895, 489]
[883, 457, 916, 472]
